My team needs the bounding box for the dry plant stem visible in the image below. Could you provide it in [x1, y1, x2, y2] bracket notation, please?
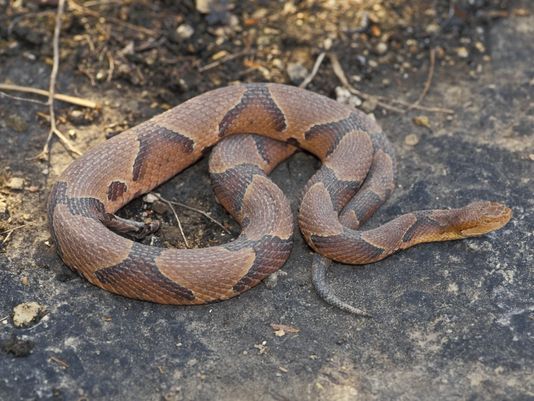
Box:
[0, 223, 44, 245]
[198, 50, 254, 73]
[37, 0, 82, 160]
[299, 52, 326, 89]
[328, 52, 404, 113]
[410, 48, 436, 108]
[0, 90, 47, 105]
[49, 356, 69, 369]
[0, 83, 98, 108]
[328, 52, 454, 114]
[0, 223, 41, 236]
[152, 194, 190, 249]
[106, 51, 115, 82]
[164, 198, 232, 235]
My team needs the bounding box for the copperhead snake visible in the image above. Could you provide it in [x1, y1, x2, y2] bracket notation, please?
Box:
[47, 83, 512, 312]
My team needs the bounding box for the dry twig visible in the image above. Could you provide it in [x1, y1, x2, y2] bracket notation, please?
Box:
[409, 48, 436, 109]
[1, 224, 27, 245]
[0, 223, 45, 245]
[165, 198, 231, 235]
[198, 50, 254, 73]
[328, 52, 404, 113]
[0, 83, 98, 108]
[49, 356, 69, 369]
[36, 0, 82, 161]
[0, 90, 47, 105]
[328, 52, 454, 115]
[299, 52, 326, 89]
[106, 51, 115, 82]
[152, 194, 190, 249]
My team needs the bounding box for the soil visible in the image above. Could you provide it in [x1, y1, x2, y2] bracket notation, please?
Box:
[0, 1, 532, 400]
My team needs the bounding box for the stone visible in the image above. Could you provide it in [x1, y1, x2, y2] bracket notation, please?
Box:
[12, 302, 45, 328]
[176, 24, 194, 40]
[6, 177, 24, 190]
[286, 63, 308, 84]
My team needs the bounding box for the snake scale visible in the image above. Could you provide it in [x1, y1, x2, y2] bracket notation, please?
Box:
[47, 83, 512, 310]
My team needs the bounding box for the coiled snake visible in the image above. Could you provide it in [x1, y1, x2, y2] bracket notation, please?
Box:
[47, 83, 512, 313]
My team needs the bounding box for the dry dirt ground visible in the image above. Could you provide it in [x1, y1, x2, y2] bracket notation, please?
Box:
[0, 1, 532, 400]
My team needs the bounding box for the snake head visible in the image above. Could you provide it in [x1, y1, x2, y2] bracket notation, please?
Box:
[456, 201, 512, 237]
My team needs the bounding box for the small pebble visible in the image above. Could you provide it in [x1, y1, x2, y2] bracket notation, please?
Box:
[370, 25, 381, 37]
[404, 134, 419, 146]
[426, 23, 440, 34]
[286, 62, 308, 84]
[251, 8, 268, 19]
[143, 193, 159, 204]
[282, 2, 297, 15]
[335, 86, 362, 107]
[376, 42, 388, 55]
[195, 0, 211, 13]
[456, 47, 469, 58]
[152, 200, 170, 215]
[413, 115, 431, 129]
[12, 302, 45, 328]
[6, 177, 24, 190]
[361, 97, 378, 113]
[176, 24, 194, 40]
[0, 336, 34, 357]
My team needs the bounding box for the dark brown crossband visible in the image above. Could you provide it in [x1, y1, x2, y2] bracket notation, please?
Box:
[211, 164, 266, 216]
[304, 166, 361, 212]
[402, 214, 445, 242]
[304, 114, 363, 156]
[219, 85, 287, 136]
[226, 235, 293, 292]
[132, 121, 194, 181]
[95, 243, 195, 302]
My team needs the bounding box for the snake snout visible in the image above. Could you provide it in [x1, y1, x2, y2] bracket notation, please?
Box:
[458, 201, 512, 237]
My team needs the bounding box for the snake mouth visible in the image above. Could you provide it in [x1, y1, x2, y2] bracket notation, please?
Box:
[458, 201, 512, 237]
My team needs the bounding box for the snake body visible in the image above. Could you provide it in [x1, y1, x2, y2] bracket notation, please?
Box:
[47, 83, 512, 306]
